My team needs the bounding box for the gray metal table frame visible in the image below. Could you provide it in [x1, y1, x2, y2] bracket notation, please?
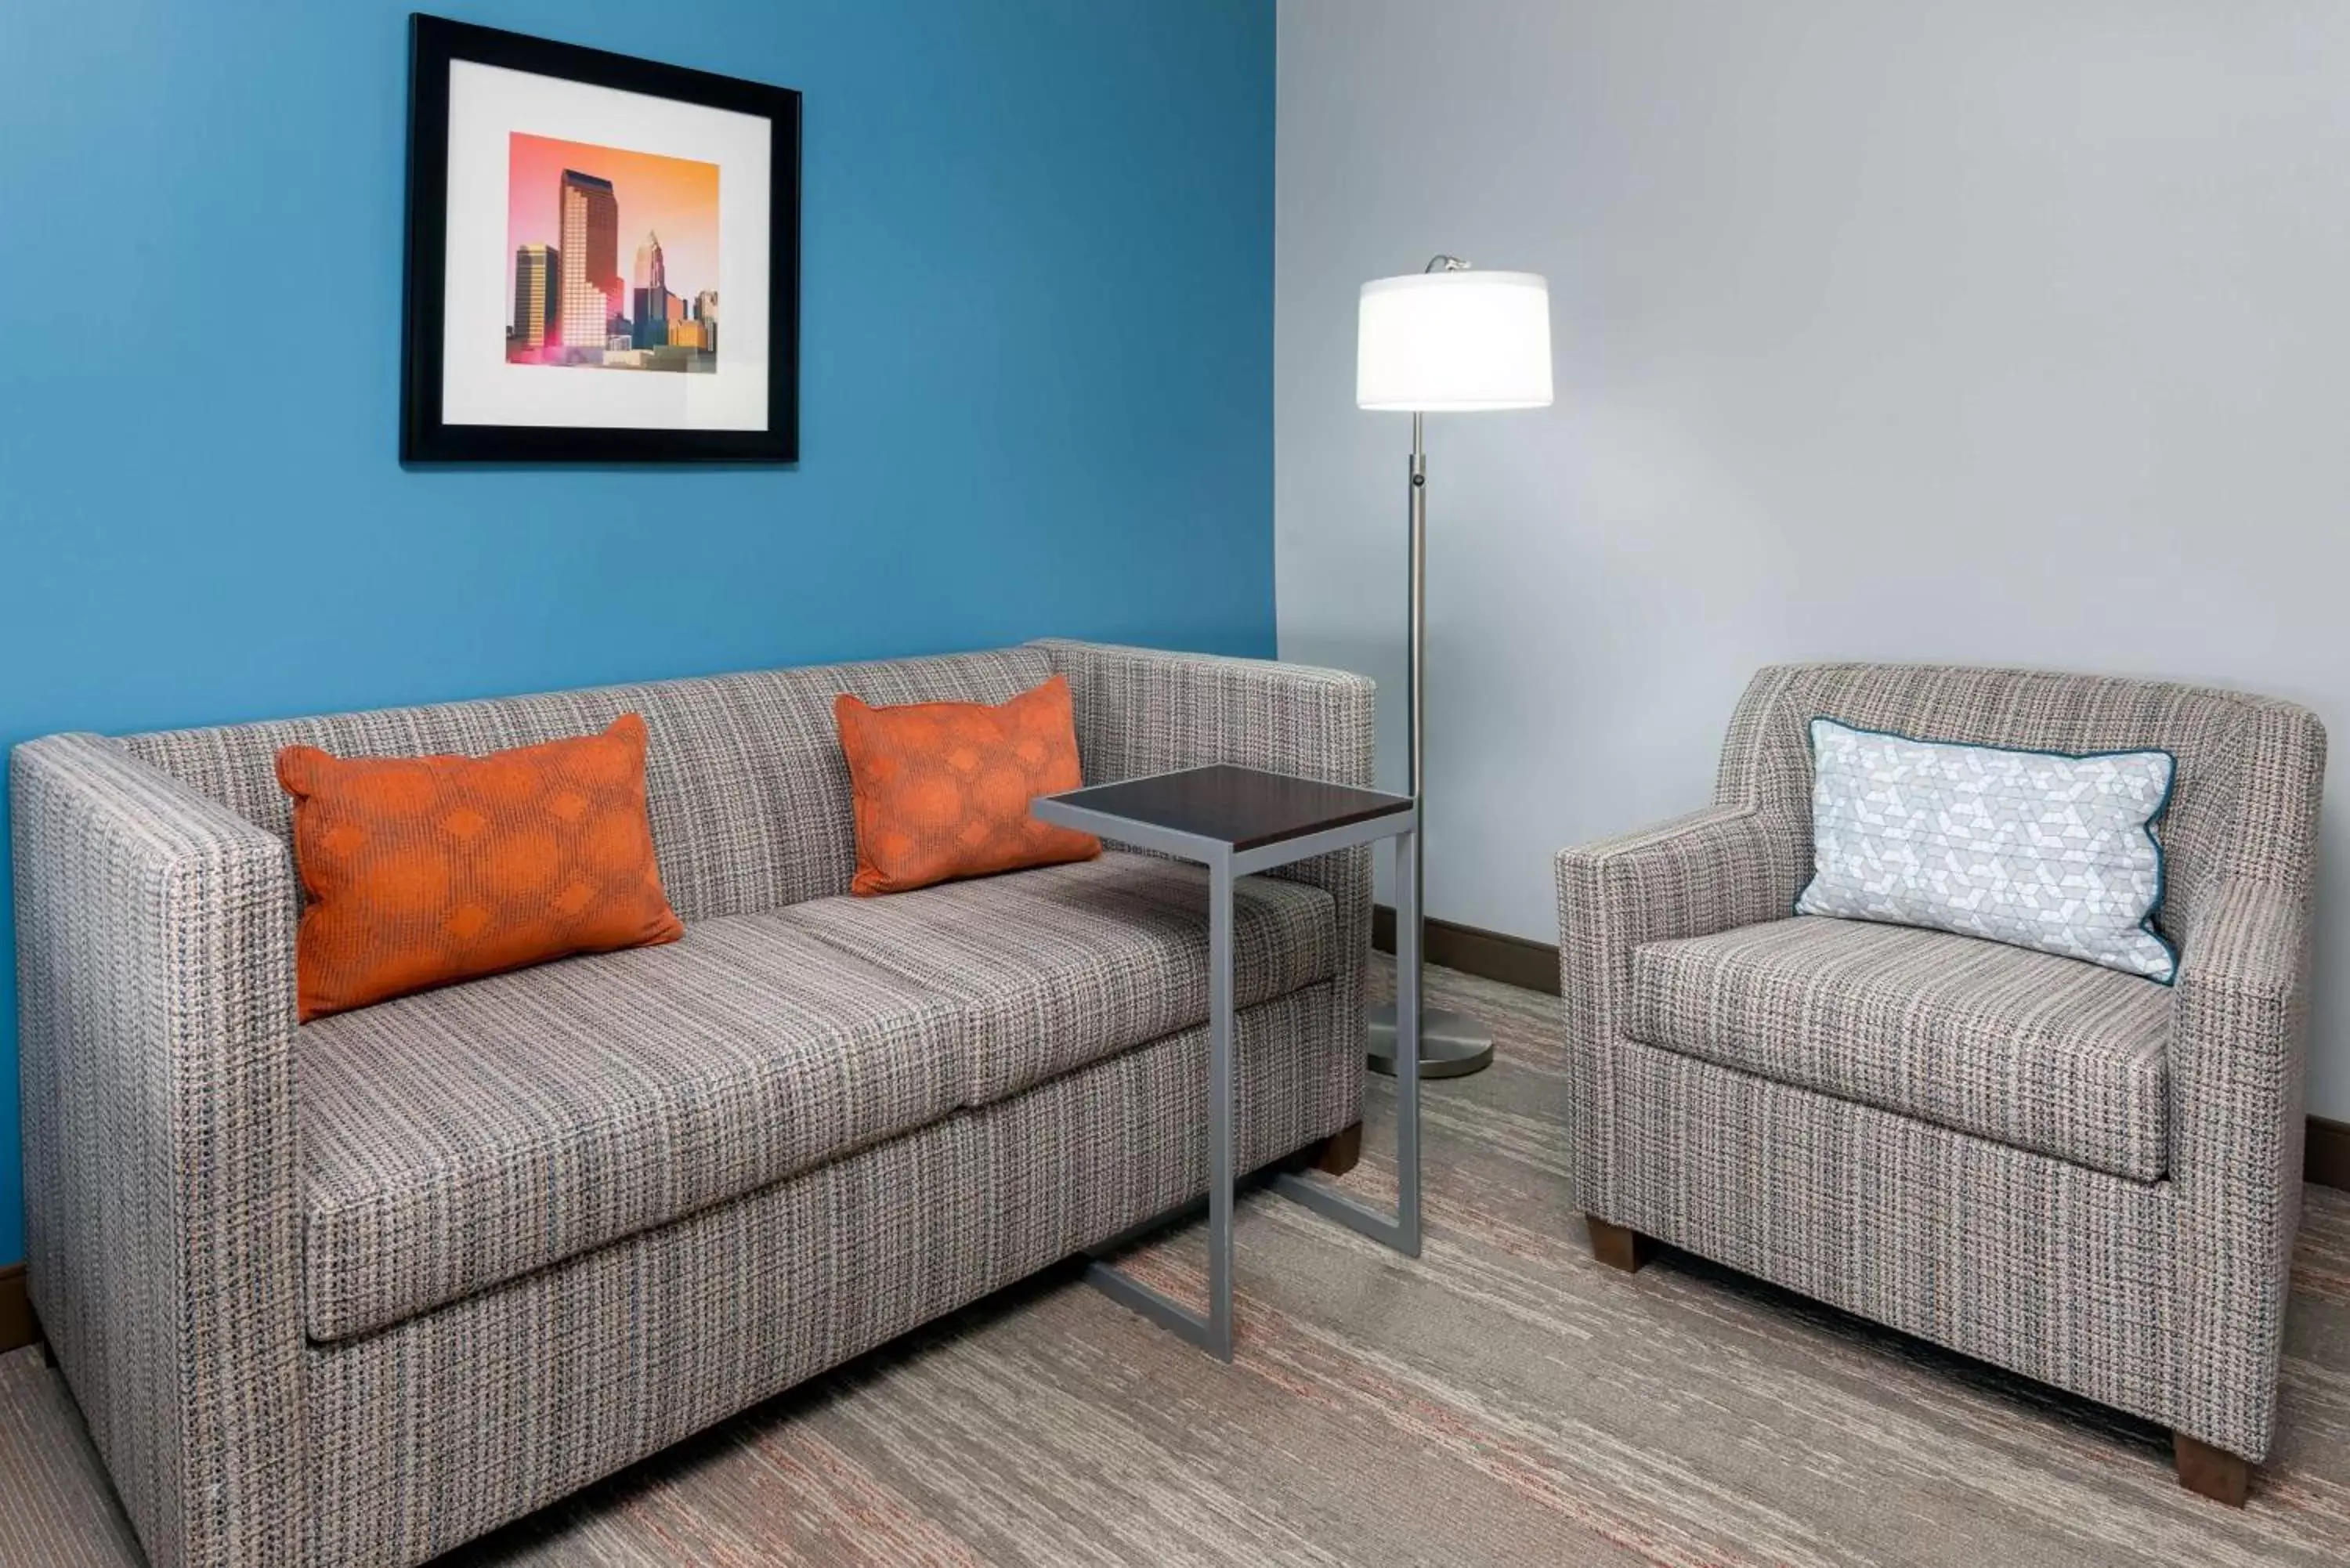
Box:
[1030, 787, 1422, 1362]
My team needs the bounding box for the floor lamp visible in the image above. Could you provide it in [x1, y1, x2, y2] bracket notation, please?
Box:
[1358, 257, 1553, 1078]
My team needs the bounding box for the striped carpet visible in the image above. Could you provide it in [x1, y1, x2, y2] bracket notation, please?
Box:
[4, 959, 2348, 1566]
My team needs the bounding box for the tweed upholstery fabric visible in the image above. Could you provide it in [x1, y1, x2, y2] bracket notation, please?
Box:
[1632, 917, 2171, 1181]
[301, 984, 1347, 1568]
[122, 649, 1056, 925]
[1562, 661, 2326, 1463]
[11, 734, 303, 1568]
[1554, 807, 1809, 1224]
[1607, 1037, 2178, 1433]
[780, 850, 1337, 1107]
[1037, 637, 1377, 1075]
[2169, 876, 2314, 1456]
[18, 966, 2350, 1568]
[297, 919, 967, 1342]
[17, 641, 1368, 1568]
[301, 851, 1337, 1342]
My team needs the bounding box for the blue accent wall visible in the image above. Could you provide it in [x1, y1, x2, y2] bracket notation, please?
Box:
[0, 0, 1274, 1266]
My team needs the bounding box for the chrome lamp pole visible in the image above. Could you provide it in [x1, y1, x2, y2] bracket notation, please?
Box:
[1357, 255, 1553, 1080]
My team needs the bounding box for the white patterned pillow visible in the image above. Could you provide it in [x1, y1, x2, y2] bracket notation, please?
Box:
[1795, 717, 2177, 982]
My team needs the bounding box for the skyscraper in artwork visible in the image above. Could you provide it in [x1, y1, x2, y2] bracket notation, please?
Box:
[511, 244, 559, 349]
[631, 230, 671, 349]
[557, 170, 620, 350]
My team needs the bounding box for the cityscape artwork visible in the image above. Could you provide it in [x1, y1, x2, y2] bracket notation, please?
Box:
[402, 16, 800, 462]
[506, 132, 719, 374]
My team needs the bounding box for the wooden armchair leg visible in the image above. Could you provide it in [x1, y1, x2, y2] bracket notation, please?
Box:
[2174, 1433, 2250, 1506]
[1586, 1216, 1655, 1274]
[1288, 1122, 1363, 1178]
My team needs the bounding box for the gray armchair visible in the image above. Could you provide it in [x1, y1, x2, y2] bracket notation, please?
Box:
[1555, 662, 2325, 1504]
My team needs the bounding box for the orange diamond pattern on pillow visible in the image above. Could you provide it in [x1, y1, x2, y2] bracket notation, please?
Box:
[834, 674, 1103, 895]
[277, 714, 685, 1021]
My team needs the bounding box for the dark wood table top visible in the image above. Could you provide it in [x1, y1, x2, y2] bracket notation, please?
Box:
[1037, 764, 1412, 852]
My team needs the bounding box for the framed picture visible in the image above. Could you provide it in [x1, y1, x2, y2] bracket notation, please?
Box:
[400, 14, 801, 463]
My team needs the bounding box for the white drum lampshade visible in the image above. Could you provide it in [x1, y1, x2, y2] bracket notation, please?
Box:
[1356, 270, 1553, 412]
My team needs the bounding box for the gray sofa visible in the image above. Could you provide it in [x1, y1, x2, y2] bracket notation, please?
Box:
[11, 639, 1373, 1568]
[1556, 662, 2326, 1505]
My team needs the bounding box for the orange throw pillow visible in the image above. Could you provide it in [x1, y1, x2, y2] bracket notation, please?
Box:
[834, 675, 1102, 896]
[277, 714, 684, 1021]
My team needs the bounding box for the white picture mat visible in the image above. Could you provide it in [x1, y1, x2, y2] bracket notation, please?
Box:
[441, 59, 772, 432]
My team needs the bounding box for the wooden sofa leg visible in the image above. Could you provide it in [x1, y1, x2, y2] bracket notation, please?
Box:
[1586, 1216, 1655, 1274]
[2174, 1433, 2250, 1506]
[1289, 1122, 1363, 1178]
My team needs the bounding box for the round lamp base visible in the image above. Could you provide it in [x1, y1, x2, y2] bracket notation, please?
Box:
[1365, 1004, 1495, 1078]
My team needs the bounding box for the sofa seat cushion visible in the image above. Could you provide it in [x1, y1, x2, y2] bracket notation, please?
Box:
[1629, 916, 2170, 1182]
[298, 917, 966, 1342]
[779, 850, 1339, 1107]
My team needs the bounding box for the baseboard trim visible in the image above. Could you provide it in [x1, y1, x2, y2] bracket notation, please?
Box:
[1372, 904, 1559, 996]
[0, 1263, 35, 1354]
[1374, 904, 2350, 1193]
[2311, 1116, 2350, 1193]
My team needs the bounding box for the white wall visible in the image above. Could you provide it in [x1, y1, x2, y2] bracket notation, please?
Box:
[1276, 0, 2350, 1118]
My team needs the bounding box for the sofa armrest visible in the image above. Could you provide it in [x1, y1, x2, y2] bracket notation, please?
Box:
[1553, 805, 1807, 1218]
[1035, 639, 1378, 1068]
[1032, 639, 1376, 791]
[11, 733, 302, 1568]
[2168, 876, 2312, 1458]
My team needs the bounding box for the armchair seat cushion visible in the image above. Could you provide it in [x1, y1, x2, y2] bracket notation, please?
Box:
[1629, 916, 2171, 1181]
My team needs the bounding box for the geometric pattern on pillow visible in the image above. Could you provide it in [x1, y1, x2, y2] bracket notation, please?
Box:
[1795, 716, 2178, 982]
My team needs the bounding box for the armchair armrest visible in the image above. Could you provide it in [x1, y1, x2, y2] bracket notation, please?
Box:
[1553, 805, 1806, 1217]
[2168, 876, 2312, 1458]
[1554, 805, 1806, 1038]
[11, 733, 301, 1568]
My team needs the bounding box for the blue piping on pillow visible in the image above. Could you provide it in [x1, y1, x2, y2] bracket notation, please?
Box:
[1791, 715, 2179, 985]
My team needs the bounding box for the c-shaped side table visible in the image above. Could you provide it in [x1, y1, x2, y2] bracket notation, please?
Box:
[1032, 763, 1423, 1361]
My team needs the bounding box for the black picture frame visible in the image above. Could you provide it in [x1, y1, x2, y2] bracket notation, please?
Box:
[400, 13, 801, 464]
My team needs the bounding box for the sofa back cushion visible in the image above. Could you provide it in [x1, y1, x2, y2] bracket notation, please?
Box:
[1716, 662, 2327, 954]
[123, 647, 1054, 923]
